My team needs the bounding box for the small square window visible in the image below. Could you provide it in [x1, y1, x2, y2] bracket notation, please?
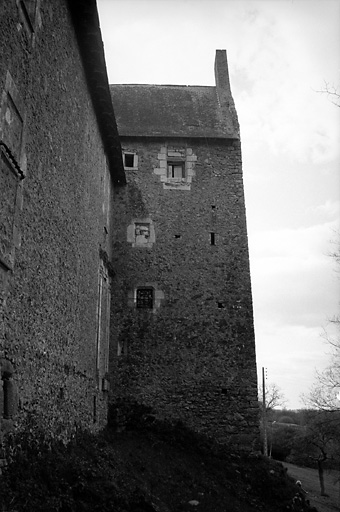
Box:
[123, 152, 138, 169]
[124, 153, 134, 167]
[136, 288, 154, 309]
[167, 161, 185, 179]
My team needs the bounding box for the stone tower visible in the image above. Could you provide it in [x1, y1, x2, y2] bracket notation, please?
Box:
[109, 50, 258, 448]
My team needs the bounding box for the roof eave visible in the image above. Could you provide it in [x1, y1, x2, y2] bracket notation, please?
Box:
[117, 133, 240, 141]
[67, 0, 126, 186]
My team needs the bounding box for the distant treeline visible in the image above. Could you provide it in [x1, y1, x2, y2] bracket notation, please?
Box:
[260, 408, 340, 470]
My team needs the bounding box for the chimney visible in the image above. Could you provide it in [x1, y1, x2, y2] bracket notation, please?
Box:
[214, 49, 231, 95]
[214, 49, 239, 137]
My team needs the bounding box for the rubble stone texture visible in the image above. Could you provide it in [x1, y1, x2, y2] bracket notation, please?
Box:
[0, 0, 123, 442]
[109, 51, 258, 448]
[0, 0, 258, 451]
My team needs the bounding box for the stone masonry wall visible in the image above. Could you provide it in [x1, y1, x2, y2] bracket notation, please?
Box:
[110, 137, 259, 449]
[0, 1, 114, 442]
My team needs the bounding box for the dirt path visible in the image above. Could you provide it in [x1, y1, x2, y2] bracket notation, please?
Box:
[283, 462, 339, 512]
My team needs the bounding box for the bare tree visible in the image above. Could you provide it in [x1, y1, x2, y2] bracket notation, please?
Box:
[302, 235, 340, 496]
[307, 345, 340, 411]
[293, 410, 340, 496]
[316, 81, 340, 108]
[304, 316, 340, 412]
[258, 382, 287, 456]
[305, 234, 340, 411]
[259, 382, 287, 412]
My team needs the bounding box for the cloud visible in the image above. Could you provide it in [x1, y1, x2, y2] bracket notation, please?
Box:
[249, 221, 340, 330]
[310, 200, 340, 219]
[233, 1, 340, 165]
[250, 221, 338, 259]
[256, 323, 331, 408]
[237, 65, 340, 166]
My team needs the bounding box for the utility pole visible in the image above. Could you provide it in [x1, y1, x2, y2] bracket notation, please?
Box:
[262, 367, 268, 456]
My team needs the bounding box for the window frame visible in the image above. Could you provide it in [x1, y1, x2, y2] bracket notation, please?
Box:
[167, 159, 185, 181]
[136, 286, 154, 310]
[123, 151, 138, 170]
[95, 261, 111, 390]
[134, 222, 151, 245]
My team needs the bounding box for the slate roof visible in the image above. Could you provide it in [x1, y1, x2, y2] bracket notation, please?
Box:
[110, 84, 239, 139]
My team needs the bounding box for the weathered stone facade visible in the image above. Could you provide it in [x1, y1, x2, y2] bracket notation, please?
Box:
[1, 1, 258, 452]
[109, 52, 259, 448]
[0, 0, 124, 443]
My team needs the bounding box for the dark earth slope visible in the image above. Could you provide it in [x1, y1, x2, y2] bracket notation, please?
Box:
[0, 413, 317, 512]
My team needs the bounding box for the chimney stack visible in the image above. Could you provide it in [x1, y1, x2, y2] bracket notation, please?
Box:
[214, 49, 231, 95]
[214, 49, 239, 137]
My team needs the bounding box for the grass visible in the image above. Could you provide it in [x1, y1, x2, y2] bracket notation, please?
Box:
[283, 462, 339, 512]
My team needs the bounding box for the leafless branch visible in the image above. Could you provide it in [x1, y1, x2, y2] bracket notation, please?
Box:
[316, 81, 340, 108]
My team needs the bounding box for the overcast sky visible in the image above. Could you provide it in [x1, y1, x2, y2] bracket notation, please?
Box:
[97, 0, 340, 409]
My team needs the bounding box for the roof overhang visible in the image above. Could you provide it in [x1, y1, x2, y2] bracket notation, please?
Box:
[67, 0, 126, 185]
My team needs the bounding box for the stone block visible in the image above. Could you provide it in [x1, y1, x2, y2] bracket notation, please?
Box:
[186, 155, 197, 162]
[153, 167, 164, 175]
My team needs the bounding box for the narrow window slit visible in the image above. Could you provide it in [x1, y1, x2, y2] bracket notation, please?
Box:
[93, 396, 97, 423]
[118, 339, 128, 356]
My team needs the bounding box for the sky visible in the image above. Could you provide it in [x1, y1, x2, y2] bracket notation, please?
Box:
[97, 0, 340, 409]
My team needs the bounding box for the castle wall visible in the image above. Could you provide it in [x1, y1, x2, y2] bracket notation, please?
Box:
[0, 1, 115, 441]
[110, 137, 259, 448]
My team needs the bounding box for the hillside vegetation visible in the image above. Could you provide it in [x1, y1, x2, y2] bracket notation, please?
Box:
[0, 415, 319, 512]
[283, 462, 339, 512]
